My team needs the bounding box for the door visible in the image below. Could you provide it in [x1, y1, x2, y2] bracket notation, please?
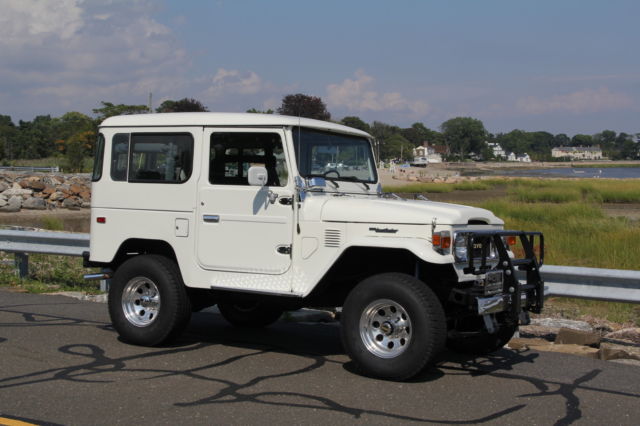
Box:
[196, 128, 294, 275]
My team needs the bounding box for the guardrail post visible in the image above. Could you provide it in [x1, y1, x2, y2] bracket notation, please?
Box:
[14, 253, 29, 278]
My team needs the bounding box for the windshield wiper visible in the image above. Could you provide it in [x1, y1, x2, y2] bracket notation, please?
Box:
[335, 176, 370, 190]
[306, 174, 339, 188]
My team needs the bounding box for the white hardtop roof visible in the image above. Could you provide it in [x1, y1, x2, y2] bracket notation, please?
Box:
[100, 112, 371, 138]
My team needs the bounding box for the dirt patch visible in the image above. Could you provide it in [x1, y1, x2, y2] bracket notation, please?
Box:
[602, 203, 640, 221]
[0, 210, 90, 232]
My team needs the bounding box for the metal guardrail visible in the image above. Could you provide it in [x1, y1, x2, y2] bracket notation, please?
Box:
[0, 230, 638, 303]
[537, 265, 640, 304]
[0, 166, 60, 173]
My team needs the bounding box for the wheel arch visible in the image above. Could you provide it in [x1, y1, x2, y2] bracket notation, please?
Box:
[304, 246, 457, 307]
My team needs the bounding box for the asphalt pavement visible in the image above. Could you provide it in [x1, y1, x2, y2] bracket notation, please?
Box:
[0, 288, 639, 425]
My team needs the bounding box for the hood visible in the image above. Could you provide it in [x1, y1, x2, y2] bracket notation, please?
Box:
[320, 197, 503, 225]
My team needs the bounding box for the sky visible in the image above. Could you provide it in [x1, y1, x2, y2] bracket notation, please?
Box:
[1, 0, 639, 136]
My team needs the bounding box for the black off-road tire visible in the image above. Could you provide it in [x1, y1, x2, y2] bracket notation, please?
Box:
[218, 301, 283, 327]
[108, 255, 192, 346]
[447, 316, 518, 355]
[341, 273, 446, 380]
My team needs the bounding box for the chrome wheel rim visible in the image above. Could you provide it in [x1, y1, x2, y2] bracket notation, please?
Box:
[122, 277, 160, 327]
[359, 298, 412, 358]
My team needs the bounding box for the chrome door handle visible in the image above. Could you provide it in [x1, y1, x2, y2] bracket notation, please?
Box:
[203, 215, 220, 223]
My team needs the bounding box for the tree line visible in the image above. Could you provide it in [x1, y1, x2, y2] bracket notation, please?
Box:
[1, 94, 638, 171]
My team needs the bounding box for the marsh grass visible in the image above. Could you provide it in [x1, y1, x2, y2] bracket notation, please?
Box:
[41, 217, 64, 231]
[543, 297, 640, 326]
[507, 179, 640, 203]
[385, 181, 496, 194]
[384, 183, 454, 193]
[0, 253, 99, 294]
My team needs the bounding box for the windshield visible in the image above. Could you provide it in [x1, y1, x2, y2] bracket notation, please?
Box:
[292, 127, 377, 183]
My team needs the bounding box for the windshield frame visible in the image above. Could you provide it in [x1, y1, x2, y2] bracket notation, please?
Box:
[291, 126, 378, 184]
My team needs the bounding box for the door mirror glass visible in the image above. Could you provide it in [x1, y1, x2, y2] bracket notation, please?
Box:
[248, 166, 268, 186]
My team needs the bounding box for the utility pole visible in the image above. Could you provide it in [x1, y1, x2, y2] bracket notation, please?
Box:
[148, 93, 153, 113]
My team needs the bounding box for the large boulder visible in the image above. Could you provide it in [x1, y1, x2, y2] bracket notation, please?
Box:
[0, 195, 22, 212]
[22, 197, 46, 210]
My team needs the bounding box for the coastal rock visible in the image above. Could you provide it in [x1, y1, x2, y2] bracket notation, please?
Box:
[0, 182, 9, 192]
[529, 318, 593, 332]
[3, 187, 33, 196]
[62, 197, 80, 209]
[49, 192, 65, 201]
[70, 184, 85, 194]
[0, 198, 7, 207]
[27, 181, 46, 191]
[0, 196, 22, 212]
[22, 197, 46, 210]
[605, 328, 640, 345]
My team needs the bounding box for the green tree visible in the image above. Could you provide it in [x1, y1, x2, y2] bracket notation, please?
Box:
[93, 101, 149, 122]
[64, 133, 87, 172]
[381, 134, 413, 161]
[0, 115, 17, 161]
[246, 108, 274, 114]
[340, 116, 370, 133]
[15, 115, 55, 159]
[53, 112, 96, 155]
[277, 94, 331, 120]
[570, 134, 594, 147]
[593, 130, 617, 156]
[440, 117, 487, 160]
[554, 133, 570, 146]
[156, 98, 208, 112]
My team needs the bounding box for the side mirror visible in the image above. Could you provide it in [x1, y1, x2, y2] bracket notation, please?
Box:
[248, 166, 268, 186]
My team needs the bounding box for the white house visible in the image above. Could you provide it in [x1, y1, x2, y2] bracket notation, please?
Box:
[413, 142, 443, 164]
[551, 146, 603, 160]
[487, 142, 506, 159]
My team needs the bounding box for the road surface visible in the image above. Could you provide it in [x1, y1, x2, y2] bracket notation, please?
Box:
[0, 288, 638, 425]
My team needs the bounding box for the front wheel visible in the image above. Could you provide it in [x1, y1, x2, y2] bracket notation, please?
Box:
[341, 273, 446, 380]
[447, 315, 518, 355]
[108, 255, 192, 346]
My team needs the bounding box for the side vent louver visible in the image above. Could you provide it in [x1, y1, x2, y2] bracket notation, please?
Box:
[324, 229, 342, 247]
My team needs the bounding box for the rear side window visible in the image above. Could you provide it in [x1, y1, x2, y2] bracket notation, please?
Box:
[91, 133, 105, 182]
[109, 133, 194, 183]
[111, 133, 129, 181]
[129, 133, 193, 183]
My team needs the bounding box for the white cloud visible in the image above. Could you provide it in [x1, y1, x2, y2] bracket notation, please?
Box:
[516, 87, 633, 114]
[0, 0, 84, 46]
[326, 70, 430, 116]
[0, 0, 192, 118]
[207, 68, 265, 98]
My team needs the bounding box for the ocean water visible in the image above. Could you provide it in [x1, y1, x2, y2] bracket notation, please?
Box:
[495, 167, 640, 179]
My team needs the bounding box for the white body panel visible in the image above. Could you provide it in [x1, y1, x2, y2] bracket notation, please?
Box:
[90, 113, 505, 298]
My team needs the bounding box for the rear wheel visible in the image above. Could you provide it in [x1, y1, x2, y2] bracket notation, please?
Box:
[341, 273, 446, 380]
[218, 301, 283, 327]
[108, 255, 191, 346]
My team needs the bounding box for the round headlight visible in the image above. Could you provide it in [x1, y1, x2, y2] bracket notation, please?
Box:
[454, 233, 468, 262]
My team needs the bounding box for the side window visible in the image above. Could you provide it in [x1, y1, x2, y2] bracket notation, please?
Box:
[209, 132, 288, 186]
[91, 133, 105, 182]
[129, 133, 194, 183]
[111, 133, 129, 181]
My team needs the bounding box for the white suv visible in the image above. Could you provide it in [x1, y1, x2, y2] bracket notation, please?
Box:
[85, 112, 544, 380]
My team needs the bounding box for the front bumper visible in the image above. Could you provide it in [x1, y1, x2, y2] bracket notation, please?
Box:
[452, 230, 545, 317]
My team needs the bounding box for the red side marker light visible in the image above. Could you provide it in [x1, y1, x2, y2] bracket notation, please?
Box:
[97, 217, 106, 224]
